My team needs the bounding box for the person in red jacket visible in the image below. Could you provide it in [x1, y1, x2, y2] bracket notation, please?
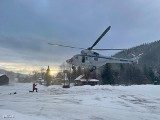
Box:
[32, 83, 38, 92]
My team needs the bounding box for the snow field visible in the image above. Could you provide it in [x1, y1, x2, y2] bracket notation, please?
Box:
[0, 83, 160, 120]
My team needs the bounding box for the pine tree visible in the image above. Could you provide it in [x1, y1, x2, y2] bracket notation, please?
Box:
[101, 64, 114, 85]
[44, 66, 52, 86]
[148, 67, 155, 84]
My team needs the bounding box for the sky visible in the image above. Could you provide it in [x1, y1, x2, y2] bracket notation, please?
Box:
[0, 0, 160, 75]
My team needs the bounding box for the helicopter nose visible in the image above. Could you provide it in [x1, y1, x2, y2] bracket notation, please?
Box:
[66, 59, 70, 63]
[66, 58, 73, 64]
[66, 59, 71, 64]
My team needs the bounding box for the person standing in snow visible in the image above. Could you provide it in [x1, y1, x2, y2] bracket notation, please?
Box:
[32, 83, 38, 92]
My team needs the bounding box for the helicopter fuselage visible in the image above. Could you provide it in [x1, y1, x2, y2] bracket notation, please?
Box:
[66, 50, 137, 70]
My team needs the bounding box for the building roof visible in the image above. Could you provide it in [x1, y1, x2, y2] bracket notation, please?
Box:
[75, 75, 99, 82]
[0, 74, 4, 77]
[75, 75, 84, 80]
[80, 79, 99, 82]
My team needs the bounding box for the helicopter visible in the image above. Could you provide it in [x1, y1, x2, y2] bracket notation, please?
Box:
[48, 26, 142, 71]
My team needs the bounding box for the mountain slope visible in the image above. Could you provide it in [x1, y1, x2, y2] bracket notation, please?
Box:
[114, 40, 160, 69]
[97, 40, 160, 85]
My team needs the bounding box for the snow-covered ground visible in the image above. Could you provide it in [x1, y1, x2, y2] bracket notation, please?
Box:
[0, 83, 160, 120]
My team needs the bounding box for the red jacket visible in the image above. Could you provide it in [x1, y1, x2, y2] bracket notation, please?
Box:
[33, 83, 37, 89]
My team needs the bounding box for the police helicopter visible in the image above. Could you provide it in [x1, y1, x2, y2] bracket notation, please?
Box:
[48, 26, 142, 71]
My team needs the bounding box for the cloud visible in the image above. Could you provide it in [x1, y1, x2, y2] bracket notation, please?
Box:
[0, 35, 73, 64]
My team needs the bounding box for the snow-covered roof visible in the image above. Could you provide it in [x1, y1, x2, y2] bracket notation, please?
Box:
[80, 79, 99, 82]
[37, 79, 44, 82]
[75, 75, 99, 82]
[75, 75, 84, 80]
[89, 79, 99, 82]
[0, 74, 4, 77]
[79, 79, 87, 82]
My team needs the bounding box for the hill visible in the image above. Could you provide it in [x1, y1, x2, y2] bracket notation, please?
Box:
[114, 40, 160, 70]
[98, 40, 160, 85]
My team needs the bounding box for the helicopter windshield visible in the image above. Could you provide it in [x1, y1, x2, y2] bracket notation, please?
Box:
[74, 55, 79, 59]
[93, 52, 99, 56]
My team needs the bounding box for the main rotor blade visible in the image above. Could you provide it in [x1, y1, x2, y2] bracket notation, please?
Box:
[92, 48, 126, 50]
[48, 43, 85, 49]
[89, 26, 111, 50]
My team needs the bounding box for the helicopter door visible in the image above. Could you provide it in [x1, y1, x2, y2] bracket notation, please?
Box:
[82, 56, 85, 63]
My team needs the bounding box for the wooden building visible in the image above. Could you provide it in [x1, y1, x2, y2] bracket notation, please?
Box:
[0, 74, 9, 85]
[75, 75, 99, 86]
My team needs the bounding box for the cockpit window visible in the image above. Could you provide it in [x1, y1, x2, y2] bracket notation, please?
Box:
[93, 52, 99, 56]
[74, 55, 78, 59]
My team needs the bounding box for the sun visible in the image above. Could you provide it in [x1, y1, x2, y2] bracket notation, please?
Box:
[49, 67, 61, 76]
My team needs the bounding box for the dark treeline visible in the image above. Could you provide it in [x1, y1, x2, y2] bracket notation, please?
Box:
[16, 63, 159, 86]
[61, 63, 160, 85]
[100, 63, 160, 85]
